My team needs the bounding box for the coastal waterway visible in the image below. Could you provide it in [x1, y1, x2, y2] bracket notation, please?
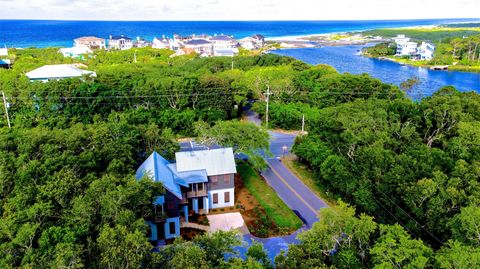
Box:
[272, 45, 480, 97]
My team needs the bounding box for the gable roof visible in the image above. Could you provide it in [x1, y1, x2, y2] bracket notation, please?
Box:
[110, 35, 132, 40]
[167, 163, 208, 184]
[74, 36, 105, 42]
[25, 64, 95, 80]
[175, 148, 236, 176]
[136, 152, 183, 199]
[211, 35, 235, 41]
[184, 39, 211, 46]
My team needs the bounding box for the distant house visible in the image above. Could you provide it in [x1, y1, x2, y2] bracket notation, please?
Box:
[133, 37, 152, 48]
[152, 36, 173, 50]
[418, 42, 435, 60]
[136, 148, 236, 241]
[25, 64, 96, 82]
[239, 34, 266, 50]
[170, 47, 196, 57]
[393, 34, 418, 57]
[183, 39, 213, 55]
[58, 46, 92, 58]
[109, 35, 133, 50]
[73, 36, 106, 50]
[210, 35, 237, 50]
[0, 47, 11, 68]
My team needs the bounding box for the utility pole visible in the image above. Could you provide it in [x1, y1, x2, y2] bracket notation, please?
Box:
[2, 91, 11, 129]
[231, 60, 234, 70]
[265, 85, 270, 129]
[134, 50, 137, 63]
[301, 114, 305, 135]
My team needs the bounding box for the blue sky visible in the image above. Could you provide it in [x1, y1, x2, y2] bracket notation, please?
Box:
[0, 0, 478, 20]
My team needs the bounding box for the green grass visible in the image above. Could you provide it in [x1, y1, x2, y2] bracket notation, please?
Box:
[362, 27, 480, 41]
[237, 162, 303, 230]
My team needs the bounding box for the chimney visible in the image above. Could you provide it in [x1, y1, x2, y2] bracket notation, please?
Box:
[162, 34, 165, 39]
[137, 36, 140, 41]
[109, 35, 112, 40]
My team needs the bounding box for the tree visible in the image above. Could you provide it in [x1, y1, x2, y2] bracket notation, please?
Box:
[449, 206, 480, 246]
[435, 240, 480, 269]
[370, 224, 433, 268]
[246, 240, 272, 269]
[195, 120, 271, 170]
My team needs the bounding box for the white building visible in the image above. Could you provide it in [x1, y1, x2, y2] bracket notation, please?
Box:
[239, 34, 265, 50]
[152, 36, 173, 50]
[393, 35, 418, 57]
[58, 46, 92, 58]
[183, 39, 213, 55]
[73, 36, 106, 50]
[26, 64, 96, 82]
[133, 37, 152, 48]
[109, 35, 133, 50]
[418, 42, 435, 60]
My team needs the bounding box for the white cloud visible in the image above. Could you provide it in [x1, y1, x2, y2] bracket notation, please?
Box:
[0, 0, 478, 20]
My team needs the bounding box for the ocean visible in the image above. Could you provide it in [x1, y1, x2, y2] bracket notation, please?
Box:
[0, 19, 477, 48]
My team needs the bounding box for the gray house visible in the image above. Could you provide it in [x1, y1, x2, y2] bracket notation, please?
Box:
[136, 148, 236, 242]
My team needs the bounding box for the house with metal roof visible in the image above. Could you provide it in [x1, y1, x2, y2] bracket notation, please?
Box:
[25, 64, 96, 82]
[59, 46, 92, 59]
[108, 35, 133, 50]
[183, 39, 213, 55]
[136, 148, 236, 242]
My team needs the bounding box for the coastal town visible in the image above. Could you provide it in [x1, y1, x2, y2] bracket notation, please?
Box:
[59, 33, 266, 59]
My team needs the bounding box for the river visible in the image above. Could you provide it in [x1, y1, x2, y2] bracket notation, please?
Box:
[271, 45, 480, 98]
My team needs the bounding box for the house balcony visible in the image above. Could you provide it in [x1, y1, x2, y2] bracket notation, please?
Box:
[186, 189, 208, 198]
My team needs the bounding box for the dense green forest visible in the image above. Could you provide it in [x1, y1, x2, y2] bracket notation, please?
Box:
[1, 47, 479, 268]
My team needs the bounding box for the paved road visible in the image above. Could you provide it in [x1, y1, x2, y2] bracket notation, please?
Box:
[263, 131, 328, 227]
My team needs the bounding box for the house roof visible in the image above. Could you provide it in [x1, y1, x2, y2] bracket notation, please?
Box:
[167, 163, 209, 184]
[0, 59, 11, 65]
[175, 148, 236, 176]
[0, 48, 7, 57]
[252, 34, 265, 40]
[110, 35, 132, 40]
[25, 64, 95, 80]
[59, 46, 92, 55]
[136, 152, 183, 199]
[184, 39, 211, 46]
[211, 35, 234, 41]
[74, 36, 105, 42]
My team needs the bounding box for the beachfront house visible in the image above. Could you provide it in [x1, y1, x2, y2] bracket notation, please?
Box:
[152, 36, 174, 50]
[418, 42, 435, 60]
[183, 39, 213, 55]
[0, 47, 11, 68]
[210, 34, 238, 56]
[109, 35, 133, 50]
[74, 36, 106, 50]
[59, 46, 92, 59]
[393, 34, 418, 57]
[136, 148, 236, 242]
[239, 34, 266, 50]
[26, 64, 96, 82]
[133, 37, 152, 48]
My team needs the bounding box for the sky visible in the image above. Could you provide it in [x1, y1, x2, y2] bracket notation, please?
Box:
[0, 0, 478, 21]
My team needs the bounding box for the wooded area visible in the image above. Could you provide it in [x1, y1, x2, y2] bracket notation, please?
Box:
[1, 47, 479, 268]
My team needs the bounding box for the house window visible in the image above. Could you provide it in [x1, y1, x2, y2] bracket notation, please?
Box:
[213, 193, 218, 204]
[169, 222, 176, 234]
[224, 192, 230, 203]
[211, 176, 218, 186]
[198, 183, 203, 191]
[224, 174, 230, 184]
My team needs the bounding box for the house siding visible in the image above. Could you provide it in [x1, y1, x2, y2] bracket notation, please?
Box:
[208, 174, 234, 190]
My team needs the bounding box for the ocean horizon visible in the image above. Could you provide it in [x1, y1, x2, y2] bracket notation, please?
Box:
[1, 18, 478, 48]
